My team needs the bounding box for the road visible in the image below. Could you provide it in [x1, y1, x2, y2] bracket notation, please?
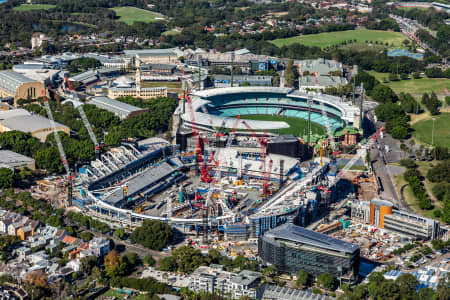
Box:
[370, 136, 416, 213]
[410, 252, 450, 271]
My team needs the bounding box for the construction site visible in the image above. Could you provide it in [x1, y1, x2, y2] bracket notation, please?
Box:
[27, 64, 394, 245]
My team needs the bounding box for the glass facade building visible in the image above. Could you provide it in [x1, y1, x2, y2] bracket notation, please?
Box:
[258, 223, 360, 282]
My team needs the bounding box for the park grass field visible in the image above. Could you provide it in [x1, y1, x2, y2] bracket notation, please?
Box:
[367, 71, 450, 95]
[239, 115, 325, 137]
[13, 4, 56, 11]
[270, 29, 406, 49]
[412, 113, 450, 148]
[111, 7, 165, 25]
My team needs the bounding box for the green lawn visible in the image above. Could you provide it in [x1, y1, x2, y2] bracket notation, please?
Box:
[367, 71, 450, 95]
[141, 81, 182, 92]
[239, 115, 325, 137]
[13, 4, 56, 11]
[103, 289, 126, 299]
[271, 29, 407, 49]
[412, 113, 450, 148]
[162, 30, 181, 36]
[111, 7, 165, 25]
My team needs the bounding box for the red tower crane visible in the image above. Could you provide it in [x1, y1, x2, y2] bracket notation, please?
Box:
[186, 95, 212, 183]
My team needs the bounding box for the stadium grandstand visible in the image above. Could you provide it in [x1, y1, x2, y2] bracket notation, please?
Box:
[177, 87, 360, 133]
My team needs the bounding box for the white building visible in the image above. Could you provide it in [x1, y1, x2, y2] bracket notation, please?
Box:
[188, 266, 263, 299]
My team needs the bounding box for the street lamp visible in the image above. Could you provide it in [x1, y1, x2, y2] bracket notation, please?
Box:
[432, 118, 436, 146]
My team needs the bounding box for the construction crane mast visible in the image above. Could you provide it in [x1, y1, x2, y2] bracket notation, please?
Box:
[41, 90, 73, 206]
[65, 76, 102, 157]
[241, 121, 270, 196]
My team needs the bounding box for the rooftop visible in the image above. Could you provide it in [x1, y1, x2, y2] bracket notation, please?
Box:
[0, 150, 34, 165]
[262, 284, 332, 300]
[299, 75, 347, 87]
[230, 270, 261, 286]
[69, 70, 98, 82]
[371, 198, 393, 207]
[0, 114, 68, 133]
[0, 71, 34, 94]
[89, 96, 146, 118]
[124, 48, 181, 57]
[0, 108, 30, 120]
[264, 223, 359, 253]
[294, 58, 342, 75]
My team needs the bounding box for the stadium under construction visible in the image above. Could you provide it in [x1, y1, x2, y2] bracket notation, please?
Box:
[72, 86, 366, 241]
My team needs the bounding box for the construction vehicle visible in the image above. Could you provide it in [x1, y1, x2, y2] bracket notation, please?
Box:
[41, 90, 73, 207]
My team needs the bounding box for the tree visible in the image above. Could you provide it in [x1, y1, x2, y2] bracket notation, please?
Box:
[396, 273, 419, 297]
[130, 220, 173, 251]
[317, 273, 336, 290]
[104, 250, 126, 277]
[371, 84, 397, 103]
[143, 254, 155, 266]
[285, 59, 296, 87]
[0, 168, 14, 189]
[296, 269, 309, 287]
[170, 246, 206, 273]
[158, 256, 177, 272]
[425, 67, 444, 78]
[114, 228, 125, 239]
[263, 266, 277, 277]
[79, 231, 93, 242]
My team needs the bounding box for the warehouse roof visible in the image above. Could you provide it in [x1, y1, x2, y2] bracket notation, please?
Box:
[0, 114, 68, 133]
[264, 223, 359, 253]
[0, 150, 35, 166]
[89, 96, 146, 119]
[299, 75, 347, 87]
[294, 58, 342, 75]
[0, 71, 34, 94]
[0, 108, 31, 120]
[69, 70, 98, 83]
[124, 48, 182, 57]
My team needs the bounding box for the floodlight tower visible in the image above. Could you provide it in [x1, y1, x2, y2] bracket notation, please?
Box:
[230, 52, 235, 87]
[307, 94, 313, 147]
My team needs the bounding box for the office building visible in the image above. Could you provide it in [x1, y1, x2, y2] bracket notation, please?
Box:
[384, 210, 440, 240]
[351, 198, 440, 240]
[370, 198, 393, 228]
[258, 223, 360, 282]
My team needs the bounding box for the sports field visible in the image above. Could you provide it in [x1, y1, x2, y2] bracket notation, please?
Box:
[111, 7, 165, 25]
[13, 4, 56, 11]
[141, 81, 182, 92]
[240, 115, 326, 137]
[367, 71, 450, 95]
[271, 29, 406, 49]
[412, 113, 450, 148]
